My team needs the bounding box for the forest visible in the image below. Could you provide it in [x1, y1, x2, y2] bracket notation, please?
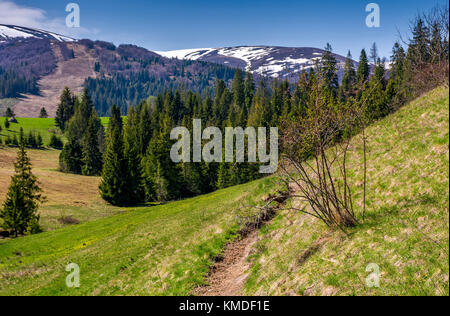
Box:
[52, 6, 449, 208]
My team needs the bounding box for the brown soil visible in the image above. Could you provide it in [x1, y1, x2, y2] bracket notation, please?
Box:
[194, 190, 291, 296]
[13, 43, 97, 118]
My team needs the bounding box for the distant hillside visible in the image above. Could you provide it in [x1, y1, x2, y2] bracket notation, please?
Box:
[0, 25, 237, 117]
[0, 25, 356, 117]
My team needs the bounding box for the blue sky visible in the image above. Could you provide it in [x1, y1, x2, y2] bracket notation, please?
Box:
[1, 0, 447, 58]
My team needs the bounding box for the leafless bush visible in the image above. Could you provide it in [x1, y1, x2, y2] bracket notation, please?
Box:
[58, 215, 80, 225]
[280, 82, 369, 231]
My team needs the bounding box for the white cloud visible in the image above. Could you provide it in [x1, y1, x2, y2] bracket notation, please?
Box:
[0, 0, 95, 38]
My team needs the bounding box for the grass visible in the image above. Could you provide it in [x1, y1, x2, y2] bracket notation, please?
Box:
[0, 147, 124, 231]
[0, 169, 278, 295]
[0, 117, 112, 146]
[244, 87, 449, 296]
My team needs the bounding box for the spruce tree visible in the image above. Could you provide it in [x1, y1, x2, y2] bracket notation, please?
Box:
[39, 107, 48, 118]
[99, 105, 128, 206]
[356, 49, 370, 84]
[123, 107, 145, 204]
[59, 139, 83, 174]
[5, 107, 14, 118]
[340, 51, 357, 99]
[143, 111, 180, 202]
[0, 128, 45, 236]
[321, 43, 339, 94]
[81, 112, 103, 176]
[55, 87, 75, 132]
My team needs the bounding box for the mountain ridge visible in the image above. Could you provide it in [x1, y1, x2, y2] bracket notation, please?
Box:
[156, 45, 352, 80]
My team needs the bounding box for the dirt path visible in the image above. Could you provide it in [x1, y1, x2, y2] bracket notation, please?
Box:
[14, 43, 97, 118]
[194, 190, 291, 296]
[195, 230, 259, 296]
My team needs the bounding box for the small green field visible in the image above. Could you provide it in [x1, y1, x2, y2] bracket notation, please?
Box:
[0, 117, 112, 146]
[0, 117, 60, 145]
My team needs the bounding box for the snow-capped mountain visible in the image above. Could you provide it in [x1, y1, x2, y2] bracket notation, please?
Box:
[0, 24, 74, 42]
[156, 46, 350, 80]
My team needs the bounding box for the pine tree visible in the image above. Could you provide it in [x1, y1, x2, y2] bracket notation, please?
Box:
[99, 105, 128, 206]
[39, 107, 48, 118]
[123, 107, 145, 204]
[36, 134, 43, 148]
[321, 43, 339, 94]
[59, 139, 83, 174]
[49, 134, 64, 149]
[407, 18, 431, 64]
[81, 112, 103, 176]
[356, 49, 370, 84]
[340, 51, 357, 99]
[143, 110, 180, 202]
[55, 87, 75, 132]
[5, 107, 14, 118]
[66, 88, 94, 142]
[0, 128, 45, 237]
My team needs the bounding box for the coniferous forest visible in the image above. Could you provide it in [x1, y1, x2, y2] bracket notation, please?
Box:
[56, 11, 448, 206]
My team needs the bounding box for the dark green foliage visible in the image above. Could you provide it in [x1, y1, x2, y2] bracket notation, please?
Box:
[59, 87, 104, 175]
[81, 112, 103, 176]
[0, 68, 38, 98]
[99, 105, 129, 206]
[39, 107, 48, 118]
[49, 134, 64, 149]
[143, 111, 180, 202]
[321, 43, 339, 94]
[55, 87, 75, 132]
[356, 49, 370, 84]
[123, 107, 145, 204]
[5, 107, 14, 118]
[0, 129, 44, 237]
[340, 51, 357, 99]
[59, 140, 83, 174]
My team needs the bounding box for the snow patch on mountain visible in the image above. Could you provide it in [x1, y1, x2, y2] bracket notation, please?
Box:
[155, 46, 349, 80]
[0, 25, 74, 42]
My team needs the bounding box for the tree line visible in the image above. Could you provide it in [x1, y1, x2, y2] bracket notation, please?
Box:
[56, 6, 448, 207]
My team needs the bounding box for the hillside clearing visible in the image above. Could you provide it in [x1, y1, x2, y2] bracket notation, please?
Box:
[13, 43, 97, 118]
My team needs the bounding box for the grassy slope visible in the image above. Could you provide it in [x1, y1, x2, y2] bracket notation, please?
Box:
[0, 176, 277, 295]
[245, 87, 449, 296]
